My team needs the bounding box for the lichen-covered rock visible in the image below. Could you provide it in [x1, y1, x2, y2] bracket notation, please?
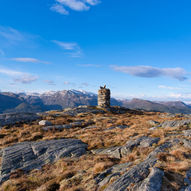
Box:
[0, 139, 87, 183]
[0, 113, 40, 126]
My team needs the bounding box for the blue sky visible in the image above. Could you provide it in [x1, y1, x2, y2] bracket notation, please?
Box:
[1, 0, 191, 101]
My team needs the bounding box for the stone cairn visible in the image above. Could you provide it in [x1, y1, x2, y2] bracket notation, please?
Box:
[98, 85, 111, 108]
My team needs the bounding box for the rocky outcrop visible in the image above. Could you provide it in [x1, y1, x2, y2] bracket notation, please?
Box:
[105, 125, 129, 131]
[160, 119, 191, 128]
[62, 106, 106, 116]
[0, 113, 40, 126]
[42, 120, 93, 131]
[95, 163, 132, 187]
[104, 142, 171, 191]
[135, 168, 164, 191]
[92, 137, 160, 159]
[0, 139, 87, 183]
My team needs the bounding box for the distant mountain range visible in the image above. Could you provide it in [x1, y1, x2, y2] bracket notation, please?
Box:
[0, 90, 191, 114]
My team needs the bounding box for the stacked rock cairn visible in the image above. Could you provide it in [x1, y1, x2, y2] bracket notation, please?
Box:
[98, 85, 111, 108]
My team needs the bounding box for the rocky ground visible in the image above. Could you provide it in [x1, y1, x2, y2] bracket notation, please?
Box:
[0, 106, 190, 191]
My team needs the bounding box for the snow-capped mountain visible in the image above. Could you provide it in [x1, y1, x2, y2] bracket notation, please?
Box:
[1, 90, 191, 114]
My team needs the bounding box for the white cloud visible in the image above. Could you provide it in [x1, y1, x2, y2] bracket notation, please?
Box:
[0, 26, 37, 47]
[78, 64, 100, 67]
[158, 85, 182, 90]
[14, 75, 38, 84]
[53, 41, 78, 50]
[0, 26, 24, 42]
[64, 81, 76, 86]
[53, 40, 82, 57]
[44, 80, 56, 86]
[50, 4, 69, 15]
[0, 68, 38, 84]
[51, 0, 100, 15]
[12, 57, 50, 64]
[112, 65, 187, 81]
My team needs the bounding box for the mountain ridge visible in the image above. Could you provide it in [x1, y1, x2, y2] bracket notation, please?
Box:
[1, 90, 191, 114]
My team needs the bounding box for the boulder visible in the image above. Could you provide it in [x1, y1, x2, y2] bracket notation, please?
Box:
[38, 120, 52, 126]
[0, 139, 87, 183]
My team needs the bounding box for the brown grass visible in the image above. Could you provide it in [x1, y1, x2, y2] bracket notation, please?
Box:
[0, 110, 190, 190]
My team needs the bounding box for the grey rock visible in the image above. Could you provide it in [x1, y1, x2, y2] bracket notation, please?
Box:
[92, 146, 122, 159]
[181, 185, 191, 191]
[139, 137, 160, 148]
[63, 106, 105, 116]
[104, 158, 157, 191]
[106, 125, 129, 131]
[42, 120, 85, 131]
[149, 127, 158, 131]
[92, 137, 160, 160]
[135, 168, 164, 191]
[0, 112, 40, 126]
[38, 120, 52, 126]
[183, 139, 191, 149]
[184, 168, 191, 186]
[121, 136, 160, 156]
[183, 130, 191, 137]
[84, 125, 97, 129]
[160, 119, 191, 128]
[96, 163, 132, 187]
[185, 186, 191, 191]
[0, 139, 87, 183]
